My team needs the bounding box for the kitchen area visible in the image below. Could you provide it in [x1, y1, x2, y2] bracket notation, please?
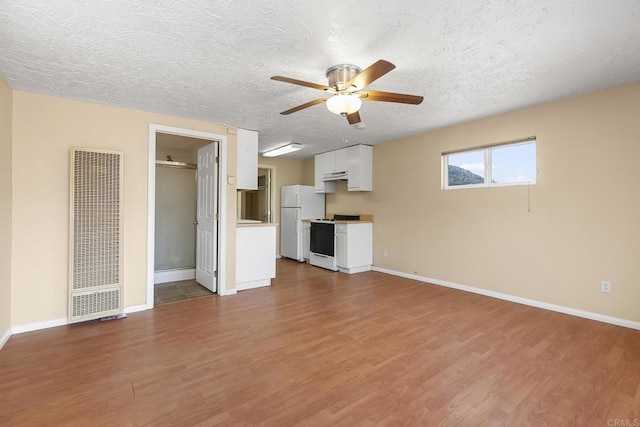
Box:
[280, 184, 373, 274]
[236, 136, 374, 290]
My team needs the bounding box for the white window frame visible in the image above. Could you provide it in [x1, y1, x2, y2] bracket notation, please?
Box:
[443, 138, 536, 190]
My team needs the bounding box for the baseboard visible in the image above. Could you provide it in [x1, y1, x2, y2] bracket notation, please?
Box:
[124, 304, 149, 314]
[220, 289, 237, 296]
[154, 268, 196, 284]
[236, 279, 271, 291]
[339, 265, 372, 274]
[0, 327, 11, 350]
[372, 266, 640, 331]
[11, 317, 69, 335]
[10, 304, 149, 335]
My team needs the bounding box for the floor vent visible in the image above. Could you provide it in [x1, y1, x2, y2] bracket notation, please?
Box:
[69, 148, 124, 323]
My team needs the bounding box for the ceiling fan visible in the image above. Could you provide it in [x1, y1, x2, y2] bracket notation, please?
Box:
[271, 59, 423, 125]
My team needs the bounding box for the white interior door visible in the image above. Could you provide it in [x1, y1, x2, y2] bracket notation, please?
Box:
[196, 143, 218, 292]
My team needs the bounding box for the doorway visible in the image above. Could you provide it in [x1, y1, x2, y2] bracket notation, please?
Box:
[237, 167, 274, 223]
[147, 124, 230, 309]
[154, 138, 218, 304]
[154, 151, 198, 283]
[154, 156, 203, 304]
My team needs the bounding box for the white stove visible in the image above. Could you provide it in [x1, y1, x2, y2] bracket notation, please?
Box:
[309, 220, 337, 271]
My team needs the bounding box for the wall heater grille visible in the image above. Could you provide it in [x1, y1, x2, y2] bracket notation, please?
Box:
[69, 148, 123, 323]
[72, 289, 121, 318]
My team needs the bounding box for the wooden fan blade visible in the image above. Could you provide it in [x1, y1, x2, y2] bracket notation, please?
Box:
[345, 60, 396, 90]
[271, 76, 329, 91]
[280, 98, 327, 115]
[359, 90, 424, 105]
[346, 111, 361, 125]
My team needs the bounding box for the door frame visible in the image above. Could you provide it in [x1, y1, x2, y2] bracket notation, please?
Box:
[236, 165, 276, 223]
[258, 164, 276, 224]
[147, 124, 229, 309]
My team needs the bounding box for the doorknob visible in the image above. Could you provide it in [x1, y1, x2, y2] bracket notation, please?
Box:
[193, 221, 198, 225]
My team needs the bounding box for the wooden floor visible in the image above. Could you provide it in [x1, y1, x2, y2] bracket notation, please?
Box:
[1, 260, 639, 426]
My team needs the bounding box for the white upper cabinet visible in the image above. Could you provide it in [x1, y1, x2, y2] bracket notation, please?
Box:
[314, 151, 336, 193]
[334, 148, 348, 173]
[347, 144, 372, 191]
[236, 129, 258, 190]
[314, 144, 373, 193]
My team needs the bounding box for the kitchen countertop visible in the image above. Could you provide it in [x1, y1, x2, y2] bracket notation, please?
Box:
[302, 218, 373, 224]
[302, 213, 373, 224]
[334, 220, 373, 224]
[237, 219, 262, 224]
[236, 222, 278, 227]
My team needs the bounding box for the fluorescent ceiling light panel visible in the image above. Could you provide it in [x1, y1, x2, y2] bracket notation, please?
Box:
[262, 143, 302, 157]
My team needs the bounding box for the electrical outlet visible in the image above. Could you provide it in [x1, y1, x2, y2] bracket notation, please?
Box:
[601, 281, 612, 294]
[383, 249, 388, 257]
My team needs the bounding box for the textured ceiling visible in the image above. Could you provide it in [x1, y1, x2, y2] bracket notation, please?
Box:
[1, 1, 639, 158]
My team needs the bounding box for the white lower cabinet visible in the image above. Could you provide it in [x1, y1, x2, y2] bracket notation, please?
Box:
[236, 224, 276, 290]
[336, 229, 347, 268]
[302, 221, 311, 260]
[335, 222, 373, 274]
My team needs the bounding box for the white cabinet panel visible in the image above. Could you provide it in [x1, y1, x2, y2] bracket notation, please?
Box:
[347, 144, 372, 191]
[302, 221, 311, 260]
[236, 225, 276, 290]
[335, 222, 373, 274]
[314, 151, 336, 193]
[334, 148, 348, 173]
[236, 129, 258, 190]
[336, 226, 348, 268]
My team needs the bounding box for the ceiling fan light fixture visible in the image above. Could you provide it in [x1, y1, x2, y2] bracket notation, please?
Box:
[326, 94, 362, 116]
[262, 142, 302, 157]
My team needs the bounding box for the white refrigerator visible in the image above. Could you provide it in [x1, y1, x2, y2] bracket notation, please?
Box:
[281, 185, 325, 261]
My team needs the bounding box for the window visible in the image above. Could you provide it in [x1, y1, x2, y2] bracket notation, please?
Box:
[443, 139, 536, 189]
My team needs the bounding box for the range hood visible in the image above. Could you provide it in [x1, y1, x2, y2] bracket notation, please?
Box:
[322, 171, 348, 181]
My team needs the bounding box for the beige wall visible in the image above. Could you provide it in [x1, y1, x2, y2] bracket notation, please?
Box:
[258, 156, 314, 254]
[0, 75, 12, 338]
[327, 82, 640, 323]
[156, 147, 194, 163]
[11, 91, 237, 327]
[302, 158, 315, 185]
